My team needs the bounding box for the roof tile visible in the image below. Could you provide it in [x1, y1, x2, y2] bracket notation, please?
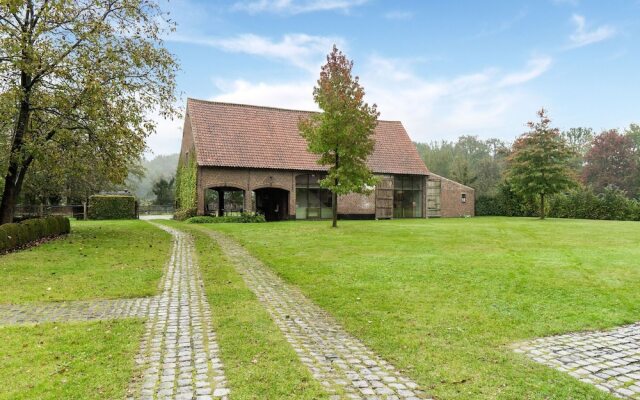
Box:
[187, 99, 429, 175]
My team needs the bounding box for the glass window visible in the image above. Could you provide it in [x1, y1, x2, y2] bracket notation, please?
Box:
[295, 187, 307, 219]
[393, 175, 423, 218]
[295, 174, 332, 219]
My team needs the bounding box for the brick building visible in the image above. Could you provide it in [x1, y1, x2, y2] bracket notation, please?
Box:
[179, 99, 474, 221]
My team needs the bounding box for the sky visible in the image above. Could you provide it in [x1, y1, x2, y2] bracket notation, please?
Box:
[147, 0, 640, 155]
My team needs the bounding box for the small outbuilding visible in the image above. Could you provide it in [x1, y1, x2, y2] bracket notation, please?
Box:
[178, 99, 474, 221]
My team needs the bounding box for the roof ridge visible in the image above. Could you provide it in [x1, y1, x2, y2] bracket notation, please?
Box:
[186, 98, 403, 123]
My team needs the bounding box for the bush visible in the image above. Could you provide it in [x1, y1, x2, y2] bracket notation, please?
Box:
[0, 215, 70, 253]
[549, 186, 640, 221]
[185, 213, 266, 224]
[475, 183, 538, 217]
[174, 207, 197, 221]
[185, 216, 217, 224]
[88, 195, 137, 220]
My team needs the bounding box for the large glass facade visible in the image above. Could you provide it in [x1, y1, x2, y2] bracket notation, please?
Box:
[295, 174, 333, 219]
[393, 175, 423, 218]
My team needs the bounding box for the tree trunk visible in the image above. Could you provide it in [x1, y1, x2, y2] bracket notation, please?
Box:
[332, 149, 339, 228]
[0, 96, 32, 224]
[540, 192, 545, 220]
[0, 179, 18, 225]
[332, 190, 338, 228]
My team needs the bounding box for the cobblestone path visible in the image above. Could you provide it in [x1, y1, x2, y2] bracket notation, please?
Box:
[127, 224, 228, 400]
[207, 229, 430, 400]
[0, 297, 154, 325]
[514, 323, 640, 399]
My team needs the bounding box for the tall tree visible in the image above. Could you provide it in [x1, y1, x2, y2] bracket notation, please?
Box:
[0, 0, 178, 223]
[561, 127, 594, 175]
[299, 45, 379, 228]
[582, 129, 639, 197]
[152, 177, 175, 205]
[506, 109, 576, 219]
[625, 123, 640, 150]
[450, 157, 477, 186]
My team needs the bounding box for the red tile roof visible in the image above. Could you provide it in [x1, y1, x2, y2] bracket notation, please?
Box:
[187, 98, 429, 175]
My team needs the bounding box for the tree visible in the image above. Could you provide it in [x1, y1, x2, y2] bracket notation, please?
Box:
[450, 157, 477, 186]
[582, 130, 639, 197]
[506, 109, 576, 219]
[152, 177, 175, 205]
[299, 45, 379, 228]
[0, 0, 178, 223]
[625, 123, 640, 150]
[560, 127, 594, 175]
[415, 140, 455, 177]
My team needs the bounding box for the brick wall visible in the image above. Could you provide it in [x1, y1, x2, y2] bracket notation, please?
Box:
[179, 113, 194, 162]
[338, 192, 375, 216]
[195, 167, 474, 218]
[433, 174, 475, 217]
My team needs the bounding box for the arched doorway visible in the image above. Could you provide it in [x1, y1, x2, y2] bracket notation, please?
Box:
[254, 188, 289, 221]
[205, 186, 244, 216]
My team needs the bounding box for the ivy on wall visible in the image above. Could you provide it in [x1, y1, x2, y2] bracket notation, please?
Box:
[174, 154, 197, 219]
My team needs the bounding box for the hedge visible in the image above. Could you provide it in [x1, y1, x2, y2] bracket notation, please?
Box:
[0, 215, 70, 253]
[88, 195, 137, 220]
[548, 186, 640, 221]
[185, 213, 266, 224]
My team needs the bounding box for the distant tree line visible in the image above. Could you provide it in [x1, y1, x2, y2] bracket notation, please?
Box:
[416, 113, 640, 221]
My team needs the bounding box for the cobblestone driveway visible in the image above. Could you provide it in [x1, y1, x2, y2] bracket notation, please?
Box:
[515, 323, 640, 399]
[0, 297, 154, 325]
[0, 223, 229, 400]
[127, 224, 229, 400]
[206, 229, 431, 400]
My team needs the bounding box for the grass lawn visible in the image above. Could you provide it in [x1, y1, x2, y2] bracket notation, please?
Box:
[0, 319, 145, 400]
[0, 220, 172, 303]
[162, 220, 329, 399]
[198, 217, 640, 399]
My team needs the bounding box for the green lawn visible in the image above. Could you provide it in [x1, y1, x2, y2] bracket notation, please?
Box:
[162, 221, 329, 399]
[198, 217, 640, 399]
[0, 319, 145, 400]
[0, 220, 172, 303]
[0, 219, 171, 398]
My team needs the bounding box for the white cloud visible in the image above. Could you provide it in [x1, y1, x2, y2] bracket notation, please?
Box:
[169, 33, 341, 72]
[384, 10, 413, 20]
[212, 79, 318, 111]
[568, 14, 616, 48]
[205, 55, 552, 144]
[232, 0, 368, 15]
[146, 111, 185, 156]
[498, 56, 552, 87]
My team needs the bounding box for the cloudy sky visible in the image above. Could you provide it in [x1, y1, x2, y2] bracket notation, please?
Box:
[148, 0, 640, 155]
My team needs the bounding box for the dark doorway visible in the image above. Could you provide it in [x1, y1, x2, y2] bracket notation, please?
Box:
[254, 188, 289, 221]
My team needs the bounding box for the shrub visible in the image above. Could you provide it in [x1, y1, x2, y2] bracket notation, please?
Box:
[88, 195, 137, 220]
[475, 183, 538, 217]
[0, 215, 70, 253]
[185, 216, 216, 224]
[185, 213, 266, 224]
[174, 207, 197, 221]
[549, 186, 640, 221]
